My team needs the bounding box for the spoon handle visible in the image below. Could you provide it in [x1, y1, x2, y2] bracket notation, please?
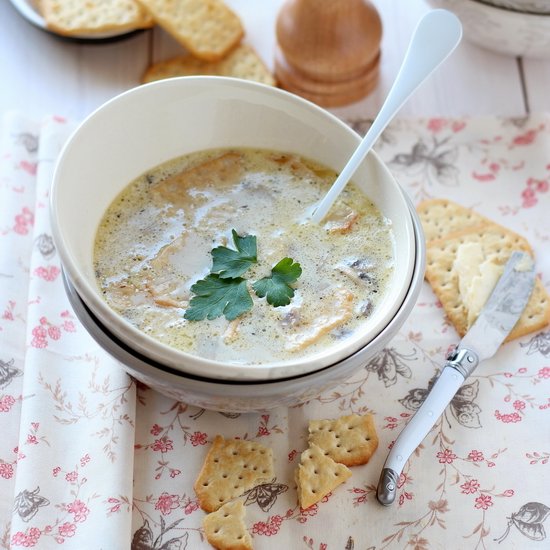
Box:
[311, 9, 462, 224]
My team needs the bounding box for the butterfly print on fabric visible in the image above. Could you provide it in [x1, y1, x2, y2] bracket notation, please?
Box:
[243, 478, 288, 512]
[0, 358, 22, 390]
[521, 330, 550, 357]
[35, 234, 56, 260]
[13, 487, 50, 522]
[399, 375, 482, 429]
[389, 136, 459, 187]
[495, 502, 549, 543]
[131, 518, 188, 550]
[346, 118, 397, 148]
[365, 348, 414, 388]
[14, 132, 38, 153]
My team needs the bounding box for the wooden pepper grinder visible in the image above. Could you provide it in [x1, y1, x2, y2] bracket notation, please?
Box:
[275, 0, 382, 108]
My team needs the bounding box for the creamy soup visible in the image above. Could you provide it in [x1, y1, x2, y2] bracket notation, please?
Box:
[93, 148, 394, 365]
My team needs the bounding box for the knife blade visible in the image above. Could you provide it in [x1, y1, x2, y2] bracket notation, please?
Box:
[376, 251, 536, 506]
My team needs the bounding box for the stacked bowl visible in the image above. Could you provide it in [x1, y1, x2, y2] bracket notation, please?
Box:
[426, 0, 550, 58]
[50, 77, 425, 413]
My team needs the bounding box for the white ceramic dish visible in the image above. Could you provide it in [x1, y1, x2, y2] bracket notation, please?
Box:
[62, 199, 425, 412]
[9, 0, 145, 40]
[50, 76, 416, 382]
[477, 0, 550, 14]
[426, 0, 550, 58]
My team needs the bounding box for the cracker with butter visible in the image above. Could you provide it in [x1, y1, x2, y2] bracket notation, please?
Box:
[418, 199, 550, 340]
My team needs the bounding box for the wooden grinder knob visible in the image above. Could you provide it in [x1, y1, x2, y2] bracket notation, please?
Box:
[275, 0, 382, 107]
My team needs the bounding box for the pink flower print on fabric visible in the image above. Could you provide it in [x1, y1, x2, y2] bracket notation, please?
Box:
[11, 527, 41, 547]
[436, 448, 457, 464]
[33, 266, 60, 282]
[474, 494, 493, 510]
[468, 450, 484, 462]
[521, 177, 549, 208]
[461, 479, 480, 494]
[13, 207, 34, 235]
[0, 394, 16, 412]
[67, 499, 89, 522]
[494, 410, 522, 423]
[58, 522, 76, 538]
[252, 514, 283, 536]
[30, 313, 76, 348]
[189, 431, 208, 446]
[155, 492, 179, 516]
[0, 462, 14, 479]
[152, 437, 174, 453]
[19, 160, 37, 176]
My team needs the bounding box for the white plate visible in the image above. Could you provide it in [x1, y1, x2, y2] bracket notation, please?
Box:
[9, 0, 145, 40]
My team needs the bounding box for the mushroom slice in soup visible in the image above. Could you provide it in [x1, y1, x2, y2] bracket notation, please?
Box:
[323, 204, 358, 234]
[151, 152, 244, 206]
[285, 287, 354, 351]
[336, 257, 377, 286]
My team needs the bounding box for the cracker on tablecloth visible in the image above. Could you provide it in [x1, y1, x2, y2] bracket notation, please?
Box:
[417, 198, 491, 242]
[194, 435, 274, 513]
[308, 413, 378, 467]
[142, 43, 275, 85]
[135, 0, 244, 61]
[295, 444, 352, 509]
[39, 0, 154, 36]
[419, 199, 550, 340]
[203, 500, 253, 550]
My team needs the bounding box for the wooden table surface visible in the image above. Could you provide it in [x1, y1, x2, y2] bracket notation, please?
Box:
[2, 0, 550, 123]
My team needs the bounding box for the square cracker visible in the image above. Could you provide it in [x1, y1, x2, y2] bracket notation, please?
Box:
[425, 221, 550, 340]
[40, 0, 154, 36]
[135, 0, 244, 61]
[142, 44, 276, 86]
[295, 444, 352, 509]
[194, 435, 274, 513]
[417, 198, 491, 242]
[203, 500, 253, 550]
[308, 413, 378, 467]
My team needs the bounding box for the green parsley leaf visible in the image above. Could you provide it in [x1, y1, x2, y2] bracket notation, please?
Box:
[252, 257, 302, 307]
[211, 229, 257, 279]
[184, 274, 253, 321]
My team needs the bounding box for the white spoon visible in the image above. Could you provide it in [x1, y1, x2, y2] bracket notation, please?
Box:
[311, 9, 462, 224]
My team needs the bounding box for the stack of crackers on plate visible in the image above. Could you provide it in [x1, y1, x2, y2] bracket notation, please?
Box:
[418, 199, 550, 340]
[195, 414, 378, 549]
[38, 0, 275, 86]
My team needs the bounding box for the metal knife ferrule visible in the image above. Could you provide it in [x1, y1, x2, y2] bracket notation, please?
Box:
[445, 346, 479, 378]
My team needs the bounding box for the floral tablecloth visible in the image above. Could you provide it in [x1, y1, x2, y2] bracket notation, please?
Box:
[0, 110, 549, 550]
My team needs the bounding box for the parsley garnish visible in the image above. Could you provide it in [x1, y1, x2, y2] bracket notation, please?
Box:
[211, 229, 257, 278]
[184, 230, 302, 321]
[252, 258, 302, 307]
[184, 275, 253, 321]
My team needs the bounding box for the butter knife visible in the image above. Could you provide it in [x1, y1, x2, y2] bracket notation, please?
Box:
[377, 251, 536, 506]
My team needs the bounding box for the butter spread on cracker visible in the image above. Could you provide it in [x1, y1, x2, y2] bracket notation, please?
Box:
[453, 242, 504, 326]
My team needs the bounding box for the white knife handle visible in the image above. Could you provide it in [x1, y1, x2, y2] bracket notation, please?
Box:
[376, 366, 465, 506]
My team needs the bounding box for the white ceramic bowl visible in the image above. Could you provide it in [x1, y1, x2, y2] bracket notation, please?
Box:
[477, 0, 550, 14]
[427, 0, 550, 58]
[62, 201, 425, 412]
[51, 77, 416, 384]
